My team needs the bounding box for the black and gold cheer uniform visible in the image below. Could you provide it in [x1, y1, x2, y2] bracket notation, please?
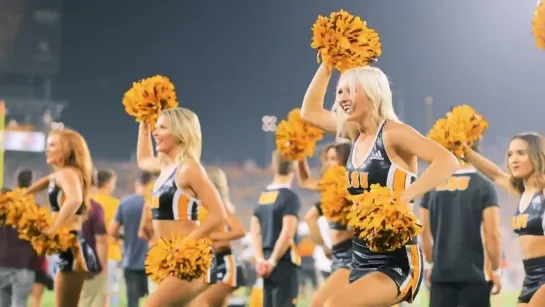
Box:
[150, 168, 215, 283]
[512, 191, 545, 303]
[346, 121, 423, 303]
[253, 184, 301, 307]
[48, 180, 101, 274]
[314, 202, 352, 272]
[421, 169, 498, 307]
[207, 224, 248, 288]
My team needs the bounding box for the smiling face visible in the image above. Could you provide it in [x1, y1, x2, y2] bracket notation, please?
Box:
[335, 75, 372, 123]
[324, 147, 339, 169]
[152, 115, 178, 154]
[507, 138, 534, 179]
[45, 133, 64, 166]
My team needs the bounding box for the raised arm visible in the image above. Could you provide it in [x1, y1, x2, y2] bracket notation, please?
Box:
[300, 64, 337, 133]
[465, 148, 510, 192]
[296, 159, 320, 191]
[136, 123, 161, 174]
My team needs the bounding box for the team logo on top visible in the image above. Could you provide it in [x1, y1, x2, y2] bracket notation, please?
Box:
[369, 151, 384, 161]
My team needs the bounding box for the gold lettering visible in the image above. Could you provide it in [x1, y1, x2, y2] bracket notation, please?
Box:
[436, 176, 471, 192]
[258, 191, 279, 205]
[346, 171, 369, 189]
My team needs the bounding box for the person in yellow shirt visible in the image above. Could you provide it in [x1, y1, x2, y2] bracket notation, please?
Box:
[93, 170, 122, 307]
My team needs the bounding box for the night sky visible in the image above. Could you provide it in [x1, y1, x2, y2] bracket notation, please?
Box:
[7, 0, 545, 164]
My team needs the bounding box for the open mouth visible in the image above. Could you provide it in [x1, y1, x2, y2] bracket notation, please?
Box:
[341, 104, 353, 114]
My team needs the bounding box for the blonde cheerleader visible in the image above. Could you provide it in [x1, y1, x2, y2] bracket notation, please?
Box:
[136, 108, 227, 306]
[301, 10, 459, 306]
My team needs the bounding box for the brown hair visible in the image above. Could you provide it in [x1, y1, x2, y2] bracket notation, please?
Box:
[272, 151, 294, 176]
[49, 129, 93, 213]
[506, 132, 545, 193]
[324, 142, 352, 166]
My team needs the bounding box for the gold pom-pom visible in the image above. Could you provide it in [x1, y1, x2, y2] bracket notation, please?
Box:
[534, 1, 545, 50]
[311, 9, 382, 72]
[0, 189, 77, 256]
[122, 75, 178, 126]
[427, 105, 488, 158]
[0, 188, 32, 227]
[275, 109, 324, 161]
[145, 234, 213, 284]
[347, 184, 422, 252]
[318, 165, 352, 224]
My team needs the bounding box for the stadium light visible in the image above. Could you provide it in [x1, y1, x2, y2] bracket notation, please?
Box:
[261, 115, 277, 132]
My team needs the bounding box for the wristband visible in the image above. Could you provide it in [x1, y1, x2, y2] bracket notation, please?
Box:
[424, 262, 433, 270]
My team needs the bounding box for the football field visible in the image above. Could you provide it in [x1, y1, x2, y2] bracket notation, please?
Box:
[40, 287, 519, 306]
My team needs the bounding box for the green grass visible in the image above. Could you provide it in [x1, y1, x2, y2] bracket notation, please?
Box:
[40, 287, 519, 307]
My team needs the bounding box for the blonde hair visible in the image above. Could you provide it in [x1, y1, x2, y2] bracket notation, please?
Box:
[158, 107, 202, 164]
[506, 132, 545, 193]
[206, 167, 230, 204]
[49, 129, 93, 213]
[333, 66, 399, 141]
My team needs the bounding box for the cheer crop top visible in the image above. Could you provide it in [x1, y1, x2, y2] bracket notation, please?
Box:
[512, 191, 545, 236]
[345, 120, 416, 197]
[48, 180, 85, 215]
[151, 168, 199, 221]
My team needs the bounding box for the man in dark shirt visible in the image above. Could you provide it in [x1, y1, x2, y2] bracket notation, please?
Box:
[109, 172, 152, 307]
[0, 170, 41, 307]
[80, 173, 108, 307]
[250, 151, 301, 307]
[420, 154, 502, 307]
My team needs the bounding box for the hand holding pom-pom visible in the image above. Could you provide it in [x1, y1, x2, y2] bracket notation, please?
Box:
[318, 165, 352, 224]
[122, 75, 178, 126]
[347, 184, 422, 252]
[0, 188, 35, 227]
[311, 10, 382, 72]
[534, 1, 545, 50]
[427, 105, 488, 159]
[275, 109, 324, 161]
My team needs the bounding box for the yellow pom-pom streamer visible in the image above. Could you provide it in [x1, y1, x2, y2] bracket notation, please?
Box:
[145, 234, 213, 284]
[0, 188, 32, 227]
[534, 1, 545, 50]
[0, 188, 77, 256]
[427, 105, 488, 159]
[122, 75, 178, 126]
[347, 184, 422, 253]
[318, 165, 352, 225]
[311, 9, 382, 72]
[275, 109, 324, 161]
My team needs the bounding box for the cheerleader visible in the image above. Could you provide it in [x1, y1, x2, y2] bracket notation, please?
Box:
[464, 132, 545, 306]
[300, 64, 459, 306]
[191, 167, 247, 307]
[136, 108, 227, 306]
[24, 129, 100, 307]
[298, 142, 353, 307]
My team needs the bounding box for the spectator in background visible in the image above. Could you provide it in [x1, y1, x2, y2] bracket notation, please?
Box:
[11, 169, 55, 307]
[0, 170, 41, 307]
[79, 172, 109, 307]
[92, 170, 122, 307]
[109, 172, 152, 307]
